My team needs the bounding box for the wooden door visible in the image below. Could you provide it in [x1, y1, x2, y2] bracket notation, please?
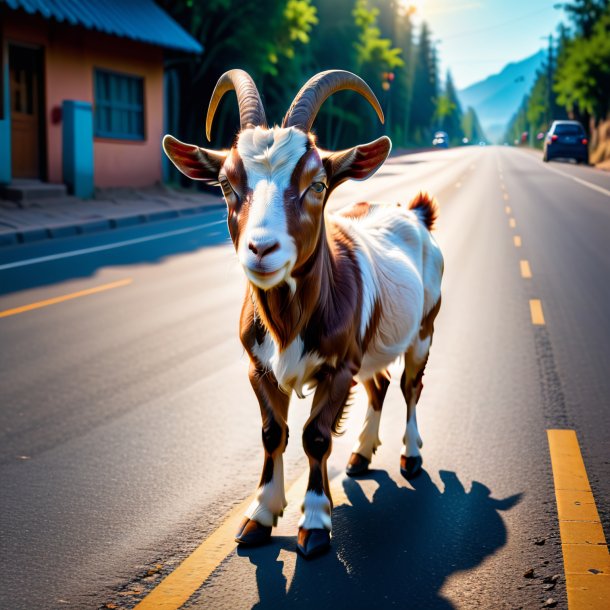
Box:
[9, 46, 43, 179]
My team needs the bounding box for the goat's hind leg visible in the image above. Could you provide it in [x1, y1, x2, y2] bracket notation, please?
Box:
[400, 351, 426, 479]
[346, 370, 390, 476]
[236, 363, 290, 546]
[400, 299, 440, 479]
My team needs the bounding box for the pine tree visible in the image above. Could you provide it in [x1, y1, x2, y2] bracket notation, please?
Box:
[410, 22, 437, 144]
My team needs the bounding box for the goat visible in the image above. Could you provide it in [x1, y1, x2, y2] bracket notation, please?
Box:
[163, 69, 443, 558]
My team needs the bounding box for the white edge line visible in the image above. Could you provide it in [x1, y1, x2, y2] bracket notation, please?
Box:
[517, 149, 610, 198]
[0, 219, 227, 271]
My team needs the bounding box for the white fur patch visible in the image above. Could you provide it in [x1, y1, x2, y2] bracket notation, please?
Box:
[352, 406, 382, 461]
[402, 405, 423, 458]
[245, 454, 287, 527]
[330, 204, 443, 382]
[252, 333, 323, 397]
[299, 490, 332, 531]
[237, 127, 308, 289]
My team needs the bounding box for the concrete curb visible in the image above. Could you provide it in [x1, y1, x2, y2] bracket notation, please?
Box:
[0, 202, 226, 249]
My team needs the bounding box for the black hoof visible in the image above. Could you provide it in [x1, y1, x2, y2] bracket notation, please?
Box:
[235, 517, 272, 546]
[400, 455, 423, 480]
[346, 452, 370, 477]
[297, 528, 331, 559]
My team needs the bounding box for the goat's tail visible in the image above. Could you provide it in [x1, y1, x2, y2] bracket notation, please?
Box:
[409, 191, 439, 231]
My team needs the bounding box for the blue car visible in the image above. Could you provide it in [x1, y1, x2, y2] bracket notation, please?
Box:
[432, 131, 449, 148]
[543, 120, 589, 164]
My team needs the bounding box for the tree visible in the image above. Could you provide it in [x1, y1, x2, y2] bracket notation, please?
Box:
[462, 107, 486, 144]
[410, 22, 438, 144]
[559, 0, 608, 37]
[436, 71, 464, 144]
[157, 0, 318, 151]
[554, 4, 610, 120]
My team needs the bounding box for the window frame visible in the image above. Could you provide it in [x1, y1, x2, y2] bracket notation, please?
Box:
[93, 68, 146, 141]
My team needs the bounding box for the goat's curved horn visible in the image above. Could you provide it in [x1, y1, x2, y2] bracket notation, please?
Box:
[282, 70, 384, 133]
[206, 69, 267, 141]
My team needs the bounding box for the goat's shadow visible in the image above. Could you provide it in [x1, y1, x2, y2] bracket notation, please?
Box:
[238, 469, 521, 609]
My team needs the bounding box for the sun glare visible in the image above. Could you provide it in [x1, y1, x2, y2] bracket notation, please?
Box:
[399, 0, 424, 17]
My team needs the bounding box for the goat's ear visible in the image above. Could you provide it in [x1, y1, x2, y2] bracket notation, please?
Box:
[320, 136, 391, 190]
[163, 135, 227, 182]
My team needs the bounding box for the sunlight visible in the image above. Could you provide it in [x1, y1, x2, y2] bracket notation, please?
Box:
[398, 0, 423, 17]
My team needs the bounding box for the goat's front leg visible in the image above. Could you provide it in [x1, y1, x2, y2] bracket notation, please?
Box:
[299, 364, 354, 558]
[235, 363, 290, 546]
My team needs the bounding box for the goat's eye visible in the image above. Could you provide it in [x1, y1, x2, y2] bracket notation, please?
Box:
[219, 178, 236, 199]
[310, 182, 326, 194]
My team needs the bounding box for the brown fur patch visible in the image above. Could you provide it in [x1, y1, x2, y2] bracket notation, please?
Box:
[409, 191, 439, 231]
[363, 371, 391, 412]
[338, 201, 371, 219]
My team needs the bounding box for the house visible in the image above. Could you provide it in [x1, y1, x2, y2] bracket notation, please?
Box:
[0, 0, 201, 198]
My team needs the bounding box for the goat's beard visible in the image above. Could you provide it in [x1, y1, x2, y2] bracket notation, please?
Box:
[243, 263, 296, 294]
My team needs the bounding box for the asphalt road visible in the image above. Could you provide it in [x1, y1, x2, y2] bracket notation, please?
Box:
[0, 146, 608, 610]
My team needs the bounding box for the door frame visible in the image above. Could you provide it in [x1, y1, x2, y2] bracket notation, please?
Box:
[8, 41, 47, 181]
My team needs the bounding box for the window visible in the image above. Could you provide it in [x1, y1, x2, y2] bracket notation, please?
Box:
[94, 69, 144, 140]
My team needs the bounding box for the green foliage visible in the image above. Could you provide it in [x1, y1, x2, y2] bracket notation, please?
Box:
[554, 4, 610, 118]
[559, 0, 608, 37]
[462, 107, 486, 144]
[436, 71, 464, 144]
[159, 0, 445, 162]
[353, 0, 404, 70]
[410, 22, 438, 144]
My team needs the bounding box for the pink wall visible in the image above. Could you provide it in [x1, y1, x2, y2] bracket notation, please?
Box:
[4, 12, 164, 188]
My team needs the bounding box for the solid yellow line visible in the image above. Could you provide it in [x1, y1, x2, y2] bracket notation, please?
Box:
[530, 299, 545, 325]
[547, 430, 610, 609]
[514, 235, 522, 248]
[134, 470, 310, 610]
[520, 260, 532, 279]
[509, 218, 516, 229]
[0, 278, 133, 318]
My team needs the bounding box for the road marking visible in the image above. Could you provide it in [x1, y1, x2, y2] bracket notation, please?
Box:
[0, 219, 227, 271]
[0, 278, 133, 318]
[514, 235, 522, 247]
[520, 260, 532, 278]
[501, 183, 506, 191]
[134, 470, 311, 609]
[530, 299, 545, 325]
[509, 218, 516, 228]
[505, 206, 512, 214]
[503, 193, 509, 201]
[541, 163, 610, 198]
[547, 430, 610, 608]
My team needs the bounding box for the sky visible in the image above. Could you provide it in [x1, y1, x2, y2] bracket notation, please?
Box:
[406, 0, 568, 90]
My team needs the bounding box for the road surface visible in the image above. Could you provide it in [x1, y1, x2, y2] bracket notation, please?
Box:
[1, 146, 608, 609]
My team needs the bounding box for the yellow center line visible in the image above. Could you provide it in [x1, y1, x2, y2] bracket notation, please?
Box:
[520, 260, 532, 279]
[134, 470, 311, 610]
[530, 299, 545, 325]
[505, 206, 512, 215]
[547, 430, 610, 608]
[0, 278, 133, 318]
[514, 235, 522, 248]
[509, 218, 516, 229]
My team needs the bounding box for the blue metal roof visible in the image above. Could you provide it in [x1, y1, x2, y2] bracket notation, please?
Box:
[2, 0, 203, 54]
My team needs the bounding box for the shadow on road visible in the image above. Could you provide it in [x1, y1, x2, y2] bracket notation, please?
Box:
[0, 214, 230, 296]
[238, 469, 521, 609]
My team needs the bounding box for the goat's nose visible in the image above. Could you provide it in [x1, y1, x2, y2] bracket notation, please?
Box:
[248, 238, 280, 258]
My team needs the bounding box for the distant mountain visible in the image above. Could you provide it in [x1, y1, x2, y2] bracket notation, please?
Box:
[458, 50, 545, 142]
